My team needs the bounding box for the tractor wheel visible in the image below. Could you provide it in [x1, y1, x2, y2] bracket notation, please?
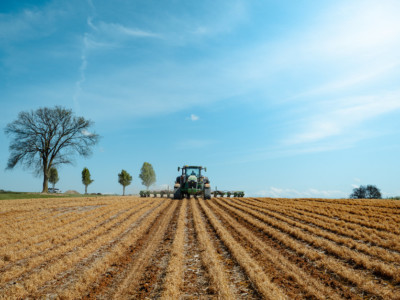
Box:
[173, 187, 182, 200]
[204, 188, 211, 200]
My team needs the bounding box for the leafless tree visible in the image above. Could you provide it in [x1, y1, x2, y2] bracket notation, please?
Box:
[5, 106, 99, 192]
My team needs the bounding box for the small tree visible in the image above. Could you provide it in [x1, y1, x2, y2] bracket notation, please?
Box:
[82, 167, 94, 194]
[350, 185, 382, 199]
[48, 167, 59, 190]
[118, 169, 132, 196]
[139, 162, 156, 190]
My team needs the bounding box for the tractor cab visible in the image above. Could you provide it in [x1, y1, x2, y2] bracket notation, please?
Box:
[180, 166, 202, 180]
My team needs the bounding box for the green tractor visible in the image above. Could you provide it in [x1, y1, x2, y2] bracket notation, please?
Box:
[173, 165, 211, 199]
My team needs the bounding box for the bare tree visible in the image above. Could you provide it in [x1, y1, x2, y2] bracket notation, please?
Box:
[4, 106, 99, 193]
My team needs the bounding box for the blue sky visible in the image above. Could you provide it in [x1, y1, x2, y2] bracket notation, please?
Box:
[1, 0, 400, 197]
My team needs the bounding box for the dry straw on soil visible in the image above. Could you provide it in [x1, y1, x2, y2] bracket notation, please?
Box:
[0, 196, 399, 299]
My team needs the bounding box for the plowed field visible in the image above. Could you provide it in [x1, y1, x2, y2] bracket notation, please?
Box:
[1, 196, 399, 299]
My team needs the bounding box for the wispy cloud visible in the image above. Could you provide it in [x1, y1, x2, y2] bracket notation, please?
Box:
[188, 0, 247, 37]
[81, 129, 93, 136]
[96, 21, 159, 38]
[186, 114, 199, 121]
[85, 17, 160, 46]
[254, 187, 344, 198]
[73, 34, 89, 113]
[308, 1, 400, 58]
[286, 92, 400, 145]
[66, 0, 400, 165]
[0, 8, 61, 43]
[293, 61, 400, 99]
[72, 8, 160, 112]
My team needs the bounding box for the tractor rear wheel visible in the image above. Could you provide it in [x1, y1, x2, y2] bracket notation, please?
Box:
[204, 188, 211, 200]
[173, 187, 182, 200]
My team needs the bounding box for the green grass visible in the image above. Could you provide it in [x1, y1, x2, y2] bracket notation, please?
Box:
[0, 191, 102, 200]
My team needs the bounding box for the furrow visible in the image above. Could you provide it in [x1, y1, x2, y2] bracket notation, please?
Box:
[198, 199, 287, 300]
[111, 200, 178, 299]
[215, 198, 398, 299]
[161, 199, 187, 299]
[206, 200, 344, 300]
[191, 199, 237, 299]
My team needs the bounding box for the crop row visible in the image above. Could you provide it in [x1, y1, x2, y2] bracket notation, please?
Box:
[236, 198, 400, 263]
[1, 196, 399, 299]
[213, 197, 399, 298]
[254, 197, 400, 234]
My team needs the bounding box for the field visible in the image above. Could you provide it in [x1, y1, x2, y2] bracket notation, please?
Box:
[0, 197, 399, 299]
[0, 191, 99, 201]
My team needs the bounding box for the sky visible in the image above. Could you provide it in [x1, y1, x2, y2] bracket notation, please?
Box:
[1, 0, 400, 198]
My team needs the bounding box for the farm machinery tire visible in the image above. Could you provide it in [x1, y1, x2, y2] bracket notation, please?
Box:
[173, 187, 182, 200]
[204, 188, 211, 200]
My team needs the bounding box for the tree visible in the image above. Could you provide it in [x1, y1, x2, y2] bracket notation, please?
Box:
[48, 167, 59, 190]
[350, 185, 382, 199]
[118, 169, 132, 196]
[365, 185, 382, 199]
[350, 186, 366, 199]
[82, 167, 94, 194]
[4, 106, 99, 193]
[139, 162, 156, 190]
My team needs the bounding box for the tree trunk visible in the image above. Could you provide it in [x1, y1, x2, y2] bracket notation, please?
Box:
[85, 185, 88, 194]
[42, 164, 49, 193]
[42, 175, 48, 193]
[123, 186, 125, 196]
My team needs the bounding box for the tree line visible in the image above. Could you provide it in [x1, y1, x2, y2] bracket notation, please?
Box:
[81, 163, 155, 195]
[47, 163, 155, 196]
[4, 106, 155, 195]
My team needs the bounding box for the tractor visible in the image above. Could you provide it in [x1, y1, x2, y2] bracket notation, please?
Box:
[173, 165, 211, 199]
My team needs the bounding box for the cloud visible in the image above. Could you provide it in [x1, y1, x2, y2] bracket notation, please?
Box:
[187, 114, 199, 121]
[0, 8, 61, 43]
[188, 0, 247, 37]
[286, 92, 400, 145]
[71, 17, 160, 112]
[81, 129, 93, 136]
[97, 21, 159, 38]
[294, 61, 400, 99]
[309, 0, 400, 58]
[73, 33, 92, 113]
[86, 19, 159, 45]
[254, 187, 344, 198]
